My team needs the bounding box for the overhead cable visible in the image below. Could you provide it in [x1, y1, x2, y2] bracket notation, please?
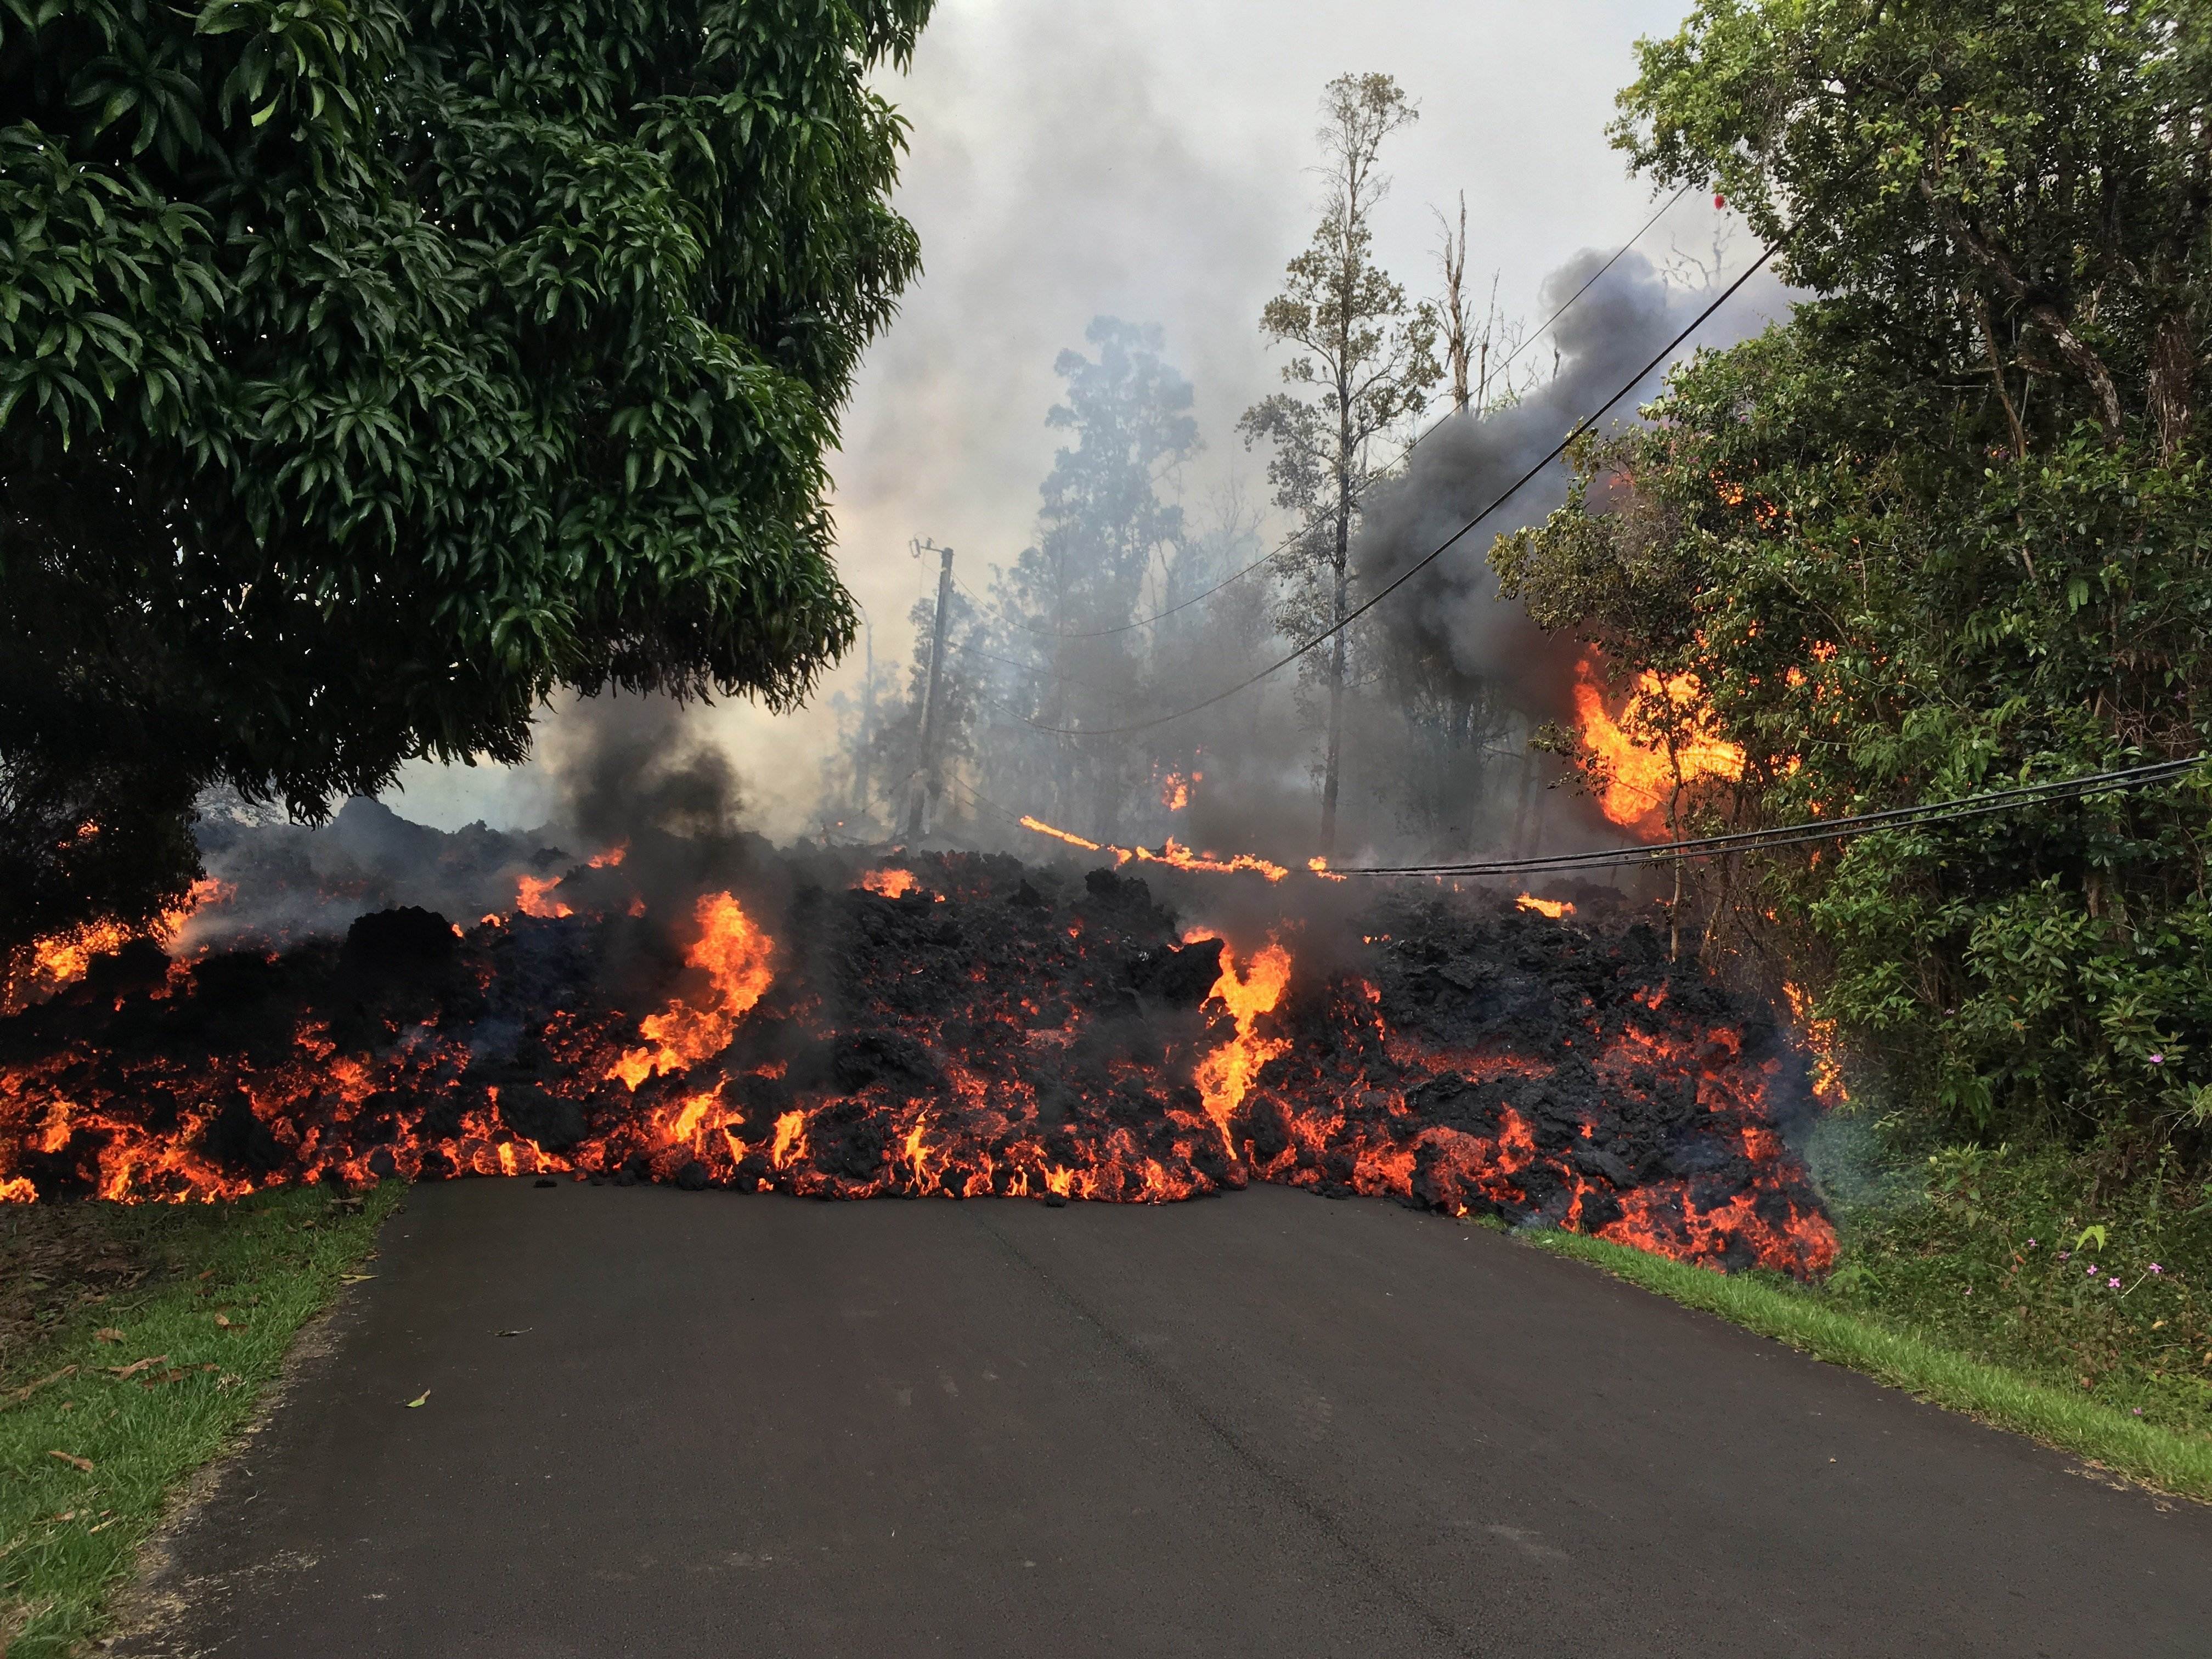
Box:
[1327, 757, 2206, 877]
[981, 183, 1702, 645]
[1014, 245, 1776, 738]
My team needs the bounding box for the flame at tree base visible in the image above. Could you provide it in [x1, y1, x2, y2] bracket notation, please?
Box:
[0, 854, 1835, 1279]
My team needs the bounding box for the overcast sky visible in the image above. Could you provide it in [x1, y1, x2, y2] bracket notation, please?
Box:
[388, 0, 1766, 837]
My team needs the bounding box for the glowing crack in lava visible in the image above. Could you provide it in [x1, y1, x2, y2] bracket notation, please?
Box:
[608, 892, 776, 1089]
[1192, 939, 1294, 1158]
[1516, 895, 1573, 919]
[860, 868, 919, 899]
[1571, 656, 1745, 833]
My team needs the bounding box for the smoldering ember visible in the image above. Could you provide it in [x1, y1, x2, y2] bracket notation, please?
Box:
[0, 807, 1833, 1278]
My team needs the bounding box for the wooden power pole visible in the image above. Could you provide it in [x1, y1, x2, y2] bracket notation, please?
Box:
[905, 540, 955, 842]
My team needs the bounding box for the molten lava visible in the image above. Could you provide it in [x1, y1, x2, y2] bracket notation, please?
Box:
[1192, 939, 1293, 1158]
[516, 874, 574, 919]
[1571, 656, 1745, 834]
[608, 892, 776, 1090]
[1516, 895, 1573, 919]
[861, 868, 920, 899]
[1, 850, 1838, 1279]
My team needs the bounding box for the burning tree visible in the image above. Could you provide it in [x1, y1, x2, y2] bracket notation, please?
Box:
[0, 0, 936, 974]
[1499, 0, 2212, 1153]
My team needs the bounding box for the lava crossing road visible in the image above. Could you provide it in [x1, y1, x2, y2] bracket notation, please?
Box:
[116, 1183, 2211, 1658]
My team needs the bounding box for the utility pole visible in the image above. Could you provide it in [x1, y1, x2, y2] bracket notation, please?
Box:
[905, 539, 955, 842]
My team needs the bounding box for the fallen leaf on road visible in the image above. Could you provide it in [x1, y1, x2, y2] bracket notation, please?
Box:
[105, 1355, 170, 1380]
[494, 1329, 530, 1338]
[405, 1391, 430, 1408]
[5, 1366, 77, 1408]
[48, 1450, 93, 1472]
[213, 1313, 235, 1329]
[93, 1329, 124, 1344]
[341, 1274, 375, 1284]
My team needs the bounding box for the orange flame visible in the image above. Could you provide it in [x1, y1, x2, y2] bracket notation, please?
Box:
[1019, 816, 1102, 851]
[1516, 895, 1573, 919]
[516, 874, 573, 919]
[861, 868, 919, 899]
[608, 892, 775, 1089]
[1571, 656, 1744, 832]
[1782, 981, 1847, 1105]
[588, 843, 628, 869]
[1159, 770, 1198, 811]
[1308, 856, 1348, 882]
[1193, 939, 1294, 1158]
[1125, 839, 1289, 883]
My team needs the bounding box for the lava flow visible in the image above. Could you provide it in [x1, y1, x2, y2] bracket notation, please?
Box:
[0, 844, 1837, 1277]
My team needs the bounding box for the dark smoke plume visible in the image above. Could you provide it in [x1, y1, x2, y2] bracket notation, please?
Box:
[1354, 248, 1691, 727]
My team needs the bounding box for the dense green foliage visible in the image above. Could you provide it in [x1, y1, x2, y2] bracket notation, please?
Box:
[1498, 0, 2212, 1151]
[0, 0, 932, 954]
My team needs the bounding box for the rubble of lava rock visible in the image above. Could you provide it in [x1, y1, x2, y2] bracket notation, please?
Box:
[0, 847, 1837, 1276]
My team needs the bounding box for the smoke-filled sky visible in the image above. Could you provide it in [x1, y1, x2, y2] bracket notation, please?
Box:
[388, 0, 1785, 839]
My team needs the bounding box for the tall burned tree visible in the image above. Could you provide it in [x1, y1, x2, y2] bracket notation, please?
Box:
[1241, 74, 1439, 854]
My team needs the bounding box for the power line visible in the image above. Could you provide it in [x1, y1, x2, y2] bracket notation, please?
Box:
[981, 183, 1704, 645]
[1013, 245, 1775, 739]
[1329, 757, 2206, 877]
[996, 757, 2204, 878]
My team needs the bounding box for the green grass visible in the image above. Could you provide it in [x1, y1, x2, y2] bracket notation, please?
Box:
[0, 1183, 400, 1656]
[1521, 1221, 2212, 1504]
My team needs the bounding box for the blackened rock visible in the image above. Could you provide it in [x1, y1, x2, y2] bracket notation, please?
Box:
[833, 1030, 942, 1098]
[533, 1176, 558, 1188]
[1571, 1144, 1635, 1189]
[76, 939, 172, 1005]
[342, 907, 458, 974]
[498, 1084, 587, 1154]
[1126, 937, 1223, 1009]
[1405, 1075, 1505, 1136]
[674, 1160, 712, 1190]
[200, 1092, 283, 1176]
[1010, 880, 1049, 910]
[1577, 1188, 1625, 1233]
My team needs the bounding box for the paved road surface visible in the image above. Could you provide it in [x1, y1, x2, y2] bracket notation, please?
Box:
[116, 1181, 2212, 1657]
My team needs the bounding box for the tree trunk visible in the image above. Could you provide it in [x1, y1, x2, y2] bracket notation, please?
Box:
[1321, 456, 1350, 857]
[2147, 307, 2196, 461]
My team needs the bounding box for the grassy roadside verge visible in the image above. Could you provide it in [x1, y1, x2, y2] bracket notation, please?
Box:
[0, 1183, 400, 1656]
[1522, 1224, 2212, 1504]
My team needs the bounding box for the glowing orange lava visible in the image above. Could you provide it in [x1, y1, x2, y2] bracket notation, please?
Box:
[608, 892, 776, 1090]
[1571, 656, 1745, 833]
[1516, 895, 1573, 919]
[516, 874, 574, 919]
[861, 868, 919, 899]
[1020, 816, 1102, 851]
[1782, 981, 1848, 1105]
[1192, 939, 1294, 1158]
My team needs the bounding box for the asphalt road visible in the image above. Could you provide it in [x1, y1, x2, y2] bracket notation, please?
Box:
[115, 1181, 2212, 1658]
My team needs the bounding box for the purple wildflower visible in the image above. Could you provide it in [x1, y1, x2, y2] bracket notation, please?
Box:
[2148, 1053, 2164, 1065]
[2026, 1238, 2037, 1249]
[2134, 1407, 2145, 1417]
[2150, 1263, 2164, 1276]
[2109, 1277, 2122, 1289]
[2058, 1250, 2071, 1261]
